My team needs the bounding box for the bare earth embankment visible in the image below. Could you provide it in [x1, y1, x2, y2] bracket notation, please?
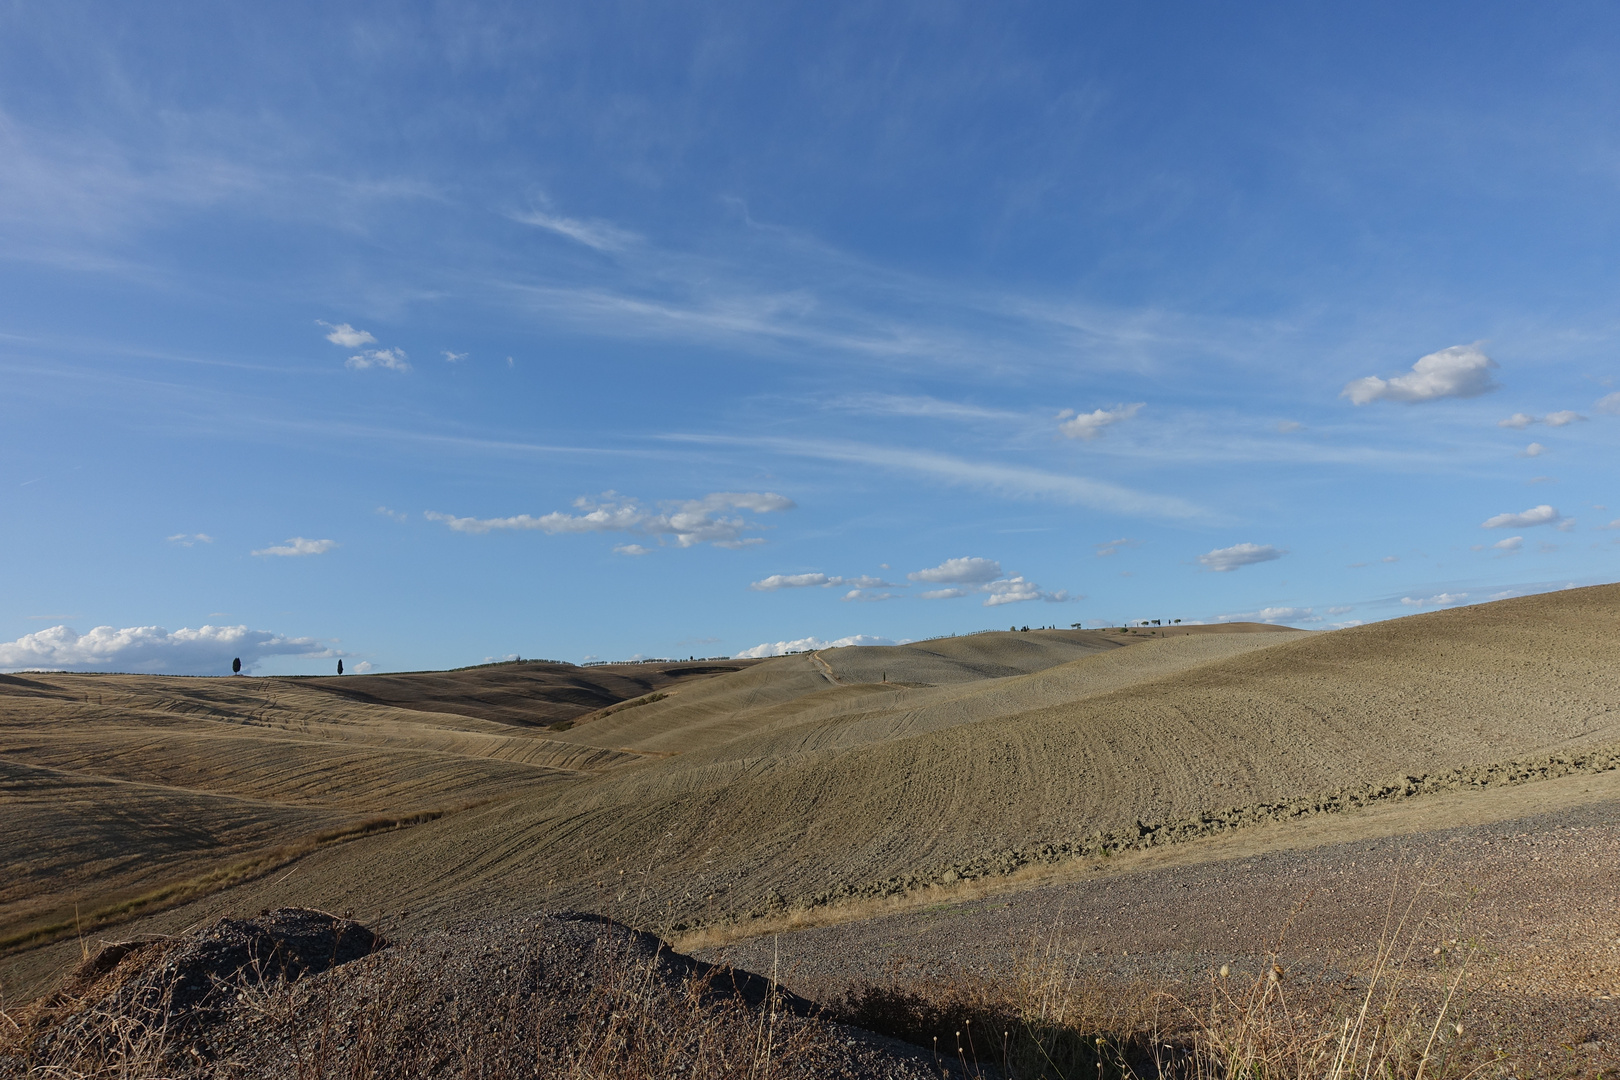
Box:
[4, 589, 1620, 1073]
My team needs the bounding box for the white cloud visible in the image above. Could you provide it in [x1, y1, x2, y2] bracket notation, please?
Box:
[1198, 542, 1285, 572]
[252, 537, 338, 557]
[0, 623, 335, 675]
[375, 506, 407, 522]
[1227, 605, 1313, 624]
[1057, 403, 1144, 440]
[1401, 593, 1469, 608]
[735, 633, 897, 659]
[1492, 535, 1524, 551]
[347, 347, 410, 371]
[352, 660, 375, 673]
[1341, 344, 1498, 405]
[1094, 537, 1140, 557]
[907, 556, 1071, 606]
[1544, 410, 1586, 427]
[443, 350, 468, 363]
[317, 321, 376, 348]
[750, 572, 891, 591]
[831, 394, 1023, 423]
[908, 557, 1003, 584]
[1498, 412, 1535, 429]
[1382, 555, 1399, 563]
[1275, 420, 1304, 434]
[1597, 392, 1620, 415]
[511, 209, 638, 252]
[1216, 606, 1311, 624]
[166, 533, 213, 546]
[1522, 442, 1546, 457]
[671, 435, 1206, 519]
[1481, 504, 1559, 529]
[842, 590, 901, 602]
[427, 491, 794, 549]
[1557, 517, 1578, 532]
[614, 544, 651, 556]
[752, 572, 832, 590]
[1325, 605, 1354, 615]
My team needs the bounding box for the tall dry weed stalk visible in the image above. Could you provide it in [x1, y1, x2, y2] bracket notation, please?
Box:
[1177, 881, 1476, 1080]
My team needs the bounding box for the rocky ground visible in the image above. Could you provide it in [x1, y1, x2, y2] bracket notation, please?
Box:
[1, 908, 951, 1079]
[703, 792, 1620, 1078]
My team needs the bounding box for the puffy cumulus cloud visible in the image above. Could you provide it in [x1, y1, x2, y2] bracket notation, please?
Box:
[752, 572, 832, 590]
[1597, 392, 1620, 415]
[749, 572, 892, 592]
[908, 557, 1003, 585]
[1492, 535, 1524, 551]
[1544, 410, 1586, 427]
[919, 587, 970, 600]
[1057, 403, 1144, 440]
[1481, 504, 1559, 529]
[1401, 593, 1469, 608]
[983, 578, 1074, 607]
[1341, 344, 1498, 405]
[1521, 442, 1546, 457]
[252, 537, 337, 557]
[909, 557, 1072, 607]
[0, 623, 335, 675]
[428, 491, 795, 550]
[842, 590, 901, 602]
[735, 634, 896, 659]
[346, 347, 410, 372]
[317, 321, 375, 348]
[1498, 412, 1535, 429]
[1197, 543, 1285, 572]
[166, 533, 213, 546]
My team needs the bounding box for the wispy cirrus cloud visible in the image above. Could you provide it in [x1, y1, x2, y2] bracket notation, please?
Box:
[427, 491, 794, 549]
[166, 532, 213, 546]
[665, 435, 1206, 520]
[511, 209, 639, 252]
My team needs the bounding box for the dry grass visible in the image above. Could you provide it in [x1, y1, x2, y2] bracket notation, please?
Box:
[0, 884, 1497, 1080]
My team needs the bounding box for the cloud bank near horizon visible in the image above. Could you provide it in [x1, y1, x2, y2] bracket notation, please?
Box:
[0, 624, 336, 675]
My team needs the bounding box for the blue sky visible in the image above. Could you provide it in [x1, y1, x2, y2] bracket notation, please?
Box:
[4, 2, 1620, 674]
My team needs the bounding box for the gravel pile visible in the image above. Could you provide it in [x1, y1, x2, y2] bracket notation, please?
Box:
[3, 908, 953, 1079]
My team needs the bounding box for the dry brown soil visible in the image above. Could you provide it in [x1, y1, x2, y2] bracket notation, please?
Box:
[4, 588, 1620, 1072]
